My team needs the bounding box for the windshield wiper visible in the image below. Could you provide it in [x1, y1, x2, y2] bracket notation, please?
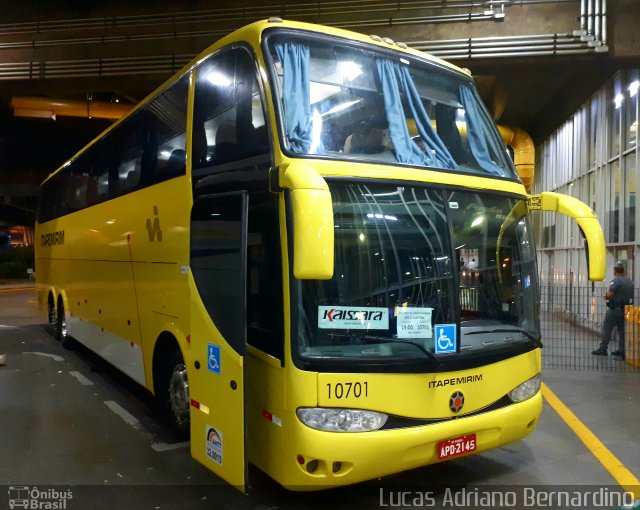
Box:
[362, 336, 442, 365]
[463, 327, 540, 344]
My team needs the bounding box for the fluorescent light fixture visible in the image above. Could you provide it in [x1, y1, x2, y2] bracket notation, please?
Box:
[366, 213, 398, 221]
[471, 216, 484, 228]
[323, 99, 361, 116]
[207, 71, 232, 87]
[309, 108, 323, 154]
[614, 93, 624, 109]
[338, 61, 363, 82]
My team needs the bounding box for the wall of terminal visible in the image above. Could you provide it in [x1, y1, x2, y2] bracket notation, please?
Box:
[534, 68, 639, 289]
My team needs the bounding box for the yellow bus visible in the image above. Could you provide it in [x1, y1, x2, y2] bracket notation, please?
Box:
[35, 18, 605, 491]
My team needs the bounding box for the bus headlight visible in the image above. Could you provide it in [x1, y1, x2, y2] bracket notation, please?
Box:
[508, 374, 541, 402]
[296, 407, 388, 432]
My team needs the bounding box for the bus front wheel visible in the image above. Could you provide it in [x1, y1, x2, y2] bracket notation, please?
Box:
[159, 350, 190, 440]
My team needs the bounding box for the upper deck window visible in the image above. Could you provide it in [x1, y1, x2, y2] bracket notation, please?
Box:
[266, 33, 515, 180]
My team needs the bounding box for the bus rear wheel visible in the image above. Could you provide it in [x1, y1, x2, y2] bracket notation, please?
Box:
[159, 350, 190, 440]
[55, 300, 73, 349]
[47, 297, 56, 324]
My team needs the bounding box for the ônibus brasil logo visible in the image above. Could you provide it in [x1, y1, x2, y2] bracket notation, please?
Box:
[8, 486, 73, 509]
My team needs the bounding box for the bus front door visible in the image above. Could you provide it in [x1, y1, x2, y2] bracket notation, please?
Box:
[188, 191, 248, 491]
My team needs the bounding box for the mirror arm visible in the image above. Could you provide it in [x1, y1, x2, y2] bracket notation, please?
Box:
[528, 192, 605, 281]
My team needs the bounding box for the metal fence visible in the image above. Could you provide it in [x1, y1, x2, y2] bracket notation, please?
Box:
[540, 284, 640, 372]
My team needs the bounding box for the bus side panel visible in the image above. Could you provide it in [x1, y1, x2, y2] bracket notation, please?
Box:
[245, 349, 286, 484]
[188, 276, 247, 489]
[35, 232, 56, 314]
[123, 178, 192, 389]
[35, 178, 192, 390]
[36, 200, 143, 376]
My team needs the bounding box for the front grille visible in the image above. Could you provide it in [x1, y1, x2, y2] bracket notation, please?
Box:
[380, 394, 514, 430]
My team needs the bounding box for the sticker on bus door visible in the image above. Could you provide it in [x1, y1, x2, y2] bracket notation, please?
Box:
[205, 425, 223, 465]
[207, 344, 221, 375]
[434, 324, 457, 353]
[318, 306, 389, 330]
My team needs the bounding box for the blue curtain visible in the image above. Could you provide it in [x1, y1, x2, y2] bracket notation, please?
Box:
[275, 42, 320, 154]
[376, 59, 456, 169]
[459, 85, 505, 176]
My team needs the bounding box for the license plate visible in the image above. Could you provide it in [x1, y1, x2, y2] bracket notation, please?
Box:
[437, 433, 477, 460]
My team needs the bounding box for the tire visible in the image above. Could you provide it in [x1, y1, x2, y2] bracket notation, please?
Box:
[55, 300, 73, 349]
[158, 349, 190, 440]
[47, 297, 56, 324]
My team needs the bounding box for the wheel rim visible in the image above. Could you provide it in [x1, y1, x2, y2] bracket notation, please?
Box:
[48, 302, 55, 324]
[168, 363, 189, 425]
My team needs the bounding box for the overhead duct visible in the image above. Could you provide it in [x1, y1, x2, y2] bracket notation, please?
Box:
[575, 0, 607, 51]
[497, 125, 535, 192]
[11, 96, 133, 120]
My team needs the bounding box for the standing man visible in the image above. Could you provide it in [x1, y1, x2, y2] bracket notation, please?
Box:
[592, 261, 634, 360]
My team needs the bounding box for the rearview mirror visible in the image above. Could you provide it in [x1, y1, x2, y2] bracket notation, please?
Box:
[278, 162, 334, 280]
[528, 192, 605, 281]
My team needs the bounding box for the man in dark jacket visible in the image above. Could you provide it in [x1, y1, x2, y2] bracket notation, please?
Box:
[593, 261, 634, 360]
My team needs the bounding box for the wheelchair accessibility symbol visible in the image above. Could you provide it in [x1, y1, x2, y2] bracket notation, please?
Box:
[434, 324, 456, 354]
[208, 343, 221, 375]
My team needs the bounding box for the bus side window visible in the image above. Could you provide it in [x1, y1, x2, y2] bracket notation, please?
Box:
[434, 104, 468, 163]
[103, 74, 190, 195]
[246, 193, 284, 361]
[65, 171, 88, 212]
[37, 74, 189, 222]
[192, 47, 268, 174]
[112, 114, 145, 193]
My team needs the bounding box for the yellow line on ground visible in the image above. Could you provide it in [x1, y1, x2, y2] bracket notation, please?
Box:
[542, 382, 639, 498]
[0, 288, 34, 293]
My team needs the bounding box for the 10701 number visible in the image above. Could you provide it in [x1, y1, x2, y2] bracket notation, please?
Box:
[326, 382, 368, 399]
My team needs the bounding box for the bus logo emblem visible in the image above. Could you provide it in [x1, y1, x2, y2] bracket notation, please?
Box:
[450, 391, 464, 413]
[146, 205, 163, 242]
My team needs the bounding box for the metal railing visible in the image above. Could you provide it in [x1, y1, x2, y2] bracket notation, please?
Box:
[540, 283, 640, 372]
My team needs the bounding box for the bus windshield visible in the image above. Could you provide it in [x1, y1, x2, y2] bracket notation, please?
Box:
[296, 182, 540, 367]
[267, 32, 514, 179]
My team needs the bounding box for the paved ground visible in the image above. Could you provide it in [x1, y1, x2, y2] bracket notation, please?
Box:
[0, 285, 638, 509]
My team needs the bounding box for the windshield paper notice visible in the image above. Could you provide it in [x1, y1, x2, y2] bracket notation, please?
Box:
[397, 307, 433, 339]
[318, 306, 389, 330]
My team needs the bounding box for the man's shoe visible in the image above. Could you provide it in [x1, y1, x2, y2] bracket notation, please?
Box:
[611, 351, 626, 360]
[592, 349, 608, 356]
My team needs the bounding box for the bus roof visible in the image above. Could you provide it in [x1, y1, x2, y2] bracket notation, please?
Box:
[201, 18, 467, 75]
[42, 18, 469, 185]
